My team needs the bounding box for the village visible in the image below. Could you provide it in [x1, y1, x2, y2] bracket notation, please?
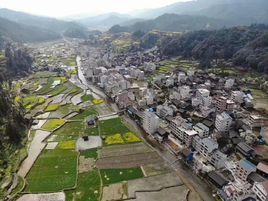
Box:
[78, 38, 268, 201]
[8, 36, 268, 201]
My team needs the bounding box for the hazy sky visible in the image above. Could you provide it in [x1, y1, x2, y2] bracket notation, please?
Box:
[0, 0, 186, 18]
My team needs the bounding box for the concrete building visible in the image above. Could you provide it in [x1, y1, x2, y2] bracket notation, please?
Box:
[235, 159, 256, 182]
[225, 78, 235, 89]
[193, 137, 227, 169]
[231, 91, 245, 104]
[215, 112, 232, 132]
[156, 104, 174, 118]
[253, 180, 268, 201]
[143, 110, 160, 135]
[193, 123, 210, 138]
[179, 86, 190, 100]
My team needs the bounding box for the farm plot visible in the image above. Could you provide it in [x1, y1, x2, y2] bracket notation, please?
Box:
[99, 118, 130, 136]
[65, 170, 101, 201]
[80, 149, 98, 159]
[100, 143, 153, 158]
[49, 104, 81, 119]
[52, 121, 85, 141]
[102, 182, 127, 201]
[41, 119, 65, 132]
[133, 185, 189, 201]
[25, 149, 78, 193]
[52, 121, 99, 142]
[127, 172, 183, 198]
[96, 152, 162, 169]
[71, 108, 98, 121]
[21, 95, 46, 111]
[100, 168, 144, 186]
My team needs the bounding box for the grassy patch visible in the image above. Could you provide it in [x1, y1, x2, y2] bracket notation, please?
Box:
[100, 118, 130, 136]
[80, 149, 98, 159]
[42, 119, 65, 131]
[92, 99, 104, 105]
[105, 134, 125, 145]
[22, 95, 46, 110]
[58, 140, 76, 150]
[71, 108, 98, 121]
[26, 149, 78, 193]
[100, 168, 144, 185]
[49, 104, 81, 119]
[123, 132, 141, 143]
[65, 170, 100, 201]
[81, 94, 94, 102]
[45, 104, 60, 112]
[53, 121, 84, 141]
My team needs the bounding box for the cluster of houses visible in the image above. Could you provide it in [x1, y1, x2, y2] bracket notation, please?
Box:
[82, 45, 268, 201]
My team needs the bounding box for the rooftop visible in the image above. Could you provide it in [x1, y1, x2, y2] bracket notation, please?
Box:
[238, 159, 256, 172]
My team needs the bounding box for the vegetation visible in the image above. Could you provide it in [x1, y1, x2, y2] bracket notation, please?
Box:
[158, 24, 268, 73]
[44, 104, 60, 112]
[105, 133, 125, 145]
[100, 168, 144, 185]
[123, 132, 141, 143]
[99, 118, 130, 136]
[65, 170, 101, 201]
[0, 45, 31, 199]
[71, 108, 98, 121]
[81, 94, 94, 102]
[22, 95, 45, 110]
[41, 119, 65, 131]
[80, 149, 98, 159]
[58, 140, 76, 150]
[26, 149, 78, 192]
[92, 99, 104, 105]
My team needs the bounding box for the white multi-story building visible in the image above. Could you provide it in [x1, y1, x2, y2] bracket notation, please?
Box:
[225, 78, 235, 89]
[156, 104, 174, 118]
[143, 110, 160, 135]
[253, 181, 268, 201]
[215, 112, 232, 132]
[169, 117, 197, 147]
[178, 72, 186, 83]
[193, 123, 210, 138]
[193, 137, 227, 169]
[231, 91, 245, 104]
[179, 86, 190, 100]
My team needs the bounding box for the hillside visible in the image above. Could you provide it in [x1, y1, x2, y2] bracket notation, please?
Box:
[0, 44, 31, 192]
[77, 13, 133, 31]
[131, 0, 268, 26]
[158, 24, 268, 73]
[0, 8, 88, 39]
[109, 14, 227, 33]
[0, 17, 60, 42]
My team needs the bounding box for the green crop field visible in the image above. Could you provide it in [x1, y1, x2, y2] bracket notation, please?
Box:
[49, 104, 80, 119]
[71, 108, 98, 121]
[53, 121, 85, 141]
[80, 149, 98, 159]
[42, 119, 66, 131]
[81, 94, 94, 102]
[52, 120, 99, 141]
[100, 168, 144, 185]
[65, 170, 101, 201]
[99, 118, 130, 136]
[26, 149, 78, 193]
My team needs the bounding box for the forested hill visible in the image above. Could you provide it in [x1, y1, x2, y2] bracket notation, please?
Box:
[0, 8, 89, 42]
[158, 24, 268, 73]
[0, 42, 31, 186]
[109, 14, 226, 33]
